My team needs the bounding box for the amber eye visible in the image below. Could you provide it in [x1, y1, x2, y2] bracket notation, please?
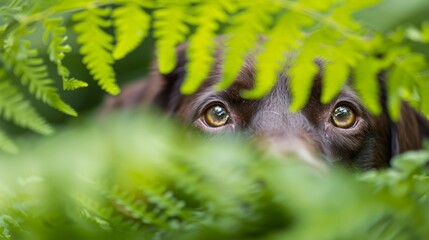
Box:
[204, 105, 230, 127]
[331, 105, 356, 128]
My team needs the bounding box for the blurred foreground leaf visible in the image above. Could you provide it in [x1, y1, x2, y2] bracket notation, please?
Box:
[0, 110, 428, 239]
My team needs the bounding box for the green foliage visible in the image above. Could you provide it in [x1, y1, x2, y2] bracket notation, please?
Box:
[0, 111, 429, 239]
[181, 0, 236, 94]
[154, 1, 190, 74]
[112, 1, 152, 60]
[72, 7, 120, 95]
[43, 18, 88, 90]
[0, 0, 429, 149]
[215, 0, 280, 91]
[0, 70, 53, 136]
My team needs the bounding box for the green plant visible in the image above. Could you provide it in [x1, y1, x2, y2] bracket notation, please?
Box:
[0, 111, 428, 239]
[1, 0, 429, 152]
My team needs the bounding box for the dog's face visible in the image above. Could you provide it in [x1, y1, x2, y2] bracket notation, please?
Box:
[104, 45, 429, 170]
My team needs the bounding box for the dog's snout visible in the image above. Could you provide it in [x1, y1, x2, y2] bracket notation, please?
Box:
[253, 133, 327, 170]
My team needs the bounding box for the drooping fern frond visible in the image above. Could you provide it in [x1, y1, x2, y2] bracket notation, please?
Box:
[43, 17, 88, 91]
[2, 28, 77, 117]
[288, 31, 327, 111]
[73, 7, 120, 95]
[112, 1, 152, 60]
[320, 34, 363, 104]
[0, 70, 53, 136]
[241, 12, 313, 99]
[353, 56, 385, 114]
[153, 1, 190, 74]
[180, 0, 237, 94]
[215, 0, 280, 91]
[0, 128, 18, 154]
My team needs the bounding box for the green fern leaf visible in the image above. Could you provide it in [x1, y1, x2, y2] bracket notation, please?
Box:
[215, 1, 280, 91]
[73, 7, 120, 95]
[387, 53, 426, 120]
[63, 78, 88, 90]
[72, 192, 114, 230]
[180, 0, 236, 94]
[13, 44, 77, 117]
[329, 0, 379, 30]
[43, 17, 87, 91]
[299, 0, 342, 11]
[0, 128, 18, 154]
[387, 66, 406, 120]
[321, 36, 365, 104]
[112, 2, 151, 60]
[0, 70, 53, 135]
[3, 30, 77, 117]
[154, 2, 190, 74]
[418, 75, 429, 118]
[289, 31, 326, 111]
[422, 22, 429, 42]
[353, 56, 384, 115]
[242, 12, 313, 99]
[404, 22, 429, 43]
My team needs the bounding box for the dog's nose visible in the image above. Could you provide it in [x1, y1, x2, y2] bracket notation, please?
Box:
[253, 134, 327, 170]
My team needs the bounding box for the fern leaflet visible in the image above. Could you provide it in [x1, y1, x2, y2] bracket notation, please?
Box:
[387, 53, 426, 120]
[181, 0, 236, 94]
[0, 70, 53, 136]
[0, 128, 18, 154]
[418, 75, 429, 118]
[242, 12, 313, 99]
[154, 2, 190, 74]
[3, 30, 77, 117]
[43, 17, 88, 91]
[215, 1, 280, 91]
[320, 34, 365, 104]
[353, 56, 384, 115]
[288, 31, 325, 111]
[112, 2, 151, 60]
[73, 7, 120, 95]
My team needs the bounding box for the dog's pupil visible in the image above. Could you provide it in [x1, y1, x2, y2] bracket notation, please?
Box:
[334, 106, 350, 120]
[212, 106, 227, 120]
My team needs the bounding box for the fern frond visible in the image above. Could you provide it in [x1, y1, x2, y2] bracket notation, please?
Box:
[73, 192, 114, 230]
[387, 53, 426, 120]
[63, 78, 88, 90]
[404, 25, 429, 43]
[288, 31, 325, 111]
[43, 17, 88, 91]
[0, 128, 18, 154]
[353, 56, 384, 115]
[242, 12, 313, 99]
[180, 0, 236, 94]
[0, 70, 53, 135]
[3, 29, 77, 117]
[418, 75, 429, 118]
[154, 2, 190, 74]
[328, 0, 379, 30]
[320, 35, 365, 104]
[112, 2, 151, 60]
[72, 7, 120, 95]
[215, 1, 280, 91]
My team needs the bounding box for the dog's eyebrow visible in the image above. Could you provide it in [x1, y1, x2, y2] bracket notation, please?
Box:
[191, 92, 224, 120]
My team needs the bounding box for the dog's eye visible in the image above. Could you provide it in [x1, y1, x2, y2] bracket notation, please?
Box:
[204, 105, 230, 127]
[331, 105, 356, 128]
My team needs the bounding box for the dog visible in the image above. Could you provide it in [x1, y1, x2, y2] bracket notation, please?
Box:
[103, 43, 429, 170]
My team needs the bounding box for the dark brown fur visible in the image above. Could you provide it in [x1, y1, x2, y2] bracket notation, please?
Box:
[103, 44, 429, 170]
